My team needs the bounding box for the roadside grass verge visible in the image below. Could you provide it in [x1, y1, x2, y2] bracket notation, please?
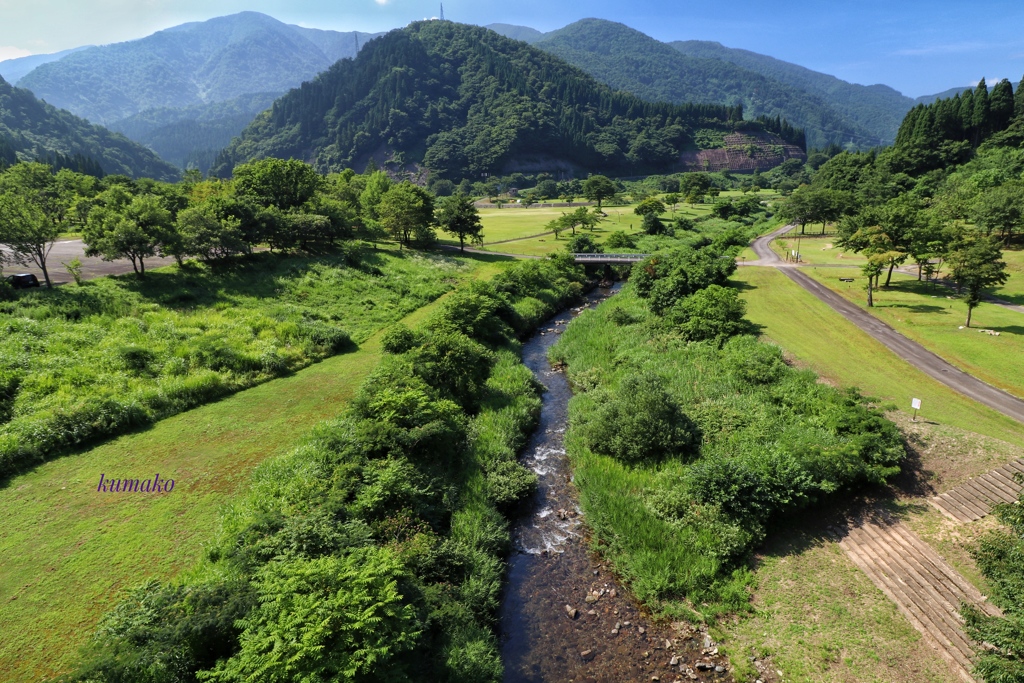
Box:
[0, 255, 508, 681]
[732, 267, 1024, 445]
[802, 266, 1024, 401]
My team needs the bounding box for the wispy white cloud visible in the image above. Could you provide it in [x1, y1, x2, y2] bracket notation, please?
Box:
[0, 45, 32, 60]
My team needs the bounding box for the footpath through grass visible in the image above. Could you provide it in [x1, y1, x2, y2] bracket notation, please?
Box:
[732, 267, 1024, 444]
[0, 256, 509, 682]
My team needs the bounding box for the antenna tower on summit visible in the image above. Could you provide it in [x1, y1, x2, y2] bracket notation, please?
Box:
[354, 33, 360, 54]
[440, 3, 445, 20]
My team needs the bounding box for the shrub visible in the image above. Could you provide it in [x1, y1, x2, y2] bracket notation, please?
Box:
[380, 324, 420, 354]
[669, 285, 748, 344]
[578, 371, 697, 464]
[485, 459, 537, 510]
[200, 549, 421, 683]
[604, 231, 636, 249]
[723, 335, 786, 384]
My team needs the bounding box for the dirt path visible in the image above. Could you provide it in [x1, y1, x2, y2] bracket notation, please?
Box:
[833, 512, 1001, 682]
[931, 458, 1024, 522]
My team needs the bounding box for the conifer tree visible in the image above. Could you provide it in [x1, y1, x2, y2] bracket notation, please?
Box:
[1015, 75, 1024, 118]
[971, 79, 990, 143]
[989, 79, 1015, 131]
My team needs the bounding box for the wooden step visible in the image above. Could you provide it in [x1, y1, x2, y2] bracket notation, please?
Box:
[837, 517, 988, 682]
[930, 458, 1024, 522]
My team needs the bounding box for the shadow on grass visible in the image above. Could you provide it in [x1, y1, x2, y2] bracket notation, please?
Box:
[987, 325, 1024, 336]
[752, 437, 937, 569]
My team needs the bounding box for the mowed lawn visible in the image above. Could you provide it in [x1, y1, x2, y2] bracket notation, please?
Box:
[732, 267, 1024, 444]
[440, 191, 762, 255]
[801, 266, 1024, 401]
[0, 258, 509, 682]
[727, 266, 1024, 682]
[993, 247, 1024, 305]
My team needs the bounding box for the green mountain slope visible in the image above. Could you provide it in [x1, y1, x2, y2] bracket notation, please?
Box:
[487, 19, 877, 149]
[108, 92, 282, 172]
[213, 21, 776, 180]
[670, 39, 915, 144]
[0, 76, 179, 179]
[0, 47, 92, 85]
[16, 12, 381, 125]
[483, 23, 545, 44]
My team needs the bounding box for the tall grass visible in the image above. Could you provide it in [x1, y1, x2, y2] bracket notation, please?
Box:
[0, 249, 468, 478]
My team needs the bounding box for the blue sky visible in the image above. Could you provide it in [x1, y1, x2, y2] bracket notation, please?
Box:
[1, 0, 1023, 97]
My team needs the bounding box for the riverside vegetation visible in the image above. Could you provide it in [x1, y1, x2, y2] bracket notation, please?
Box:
[0, 157, 497, 480]
[550, 233, 907, 618]
[53, 256, 588, 683]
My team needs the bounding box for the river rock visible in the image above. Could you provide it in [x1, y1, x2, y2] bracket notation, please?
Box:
[715, 666, 725, 673]
[565, 605, 578, 619]
[609, 588, 617, 598]
[670, 656, 679, 666]
[580, 649, 595, 662]
[585, 593, 599, 603]
[638, 626, 646, 634]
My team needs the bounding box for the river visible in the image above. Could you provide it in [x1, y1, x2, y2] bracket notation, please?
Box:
[498, 285, 731, 682]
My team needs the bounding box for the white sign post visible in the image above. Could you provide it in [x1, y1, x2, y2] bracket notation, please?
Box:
[911, 398, 922, 421]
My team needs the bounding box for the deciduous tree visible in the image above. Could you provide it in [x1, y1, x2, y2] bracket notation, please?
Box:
[435, 193, 483, 251]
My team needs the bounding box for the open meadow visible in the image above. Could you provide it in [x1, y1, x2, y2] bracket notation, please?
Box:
[0, 253, 511, 680]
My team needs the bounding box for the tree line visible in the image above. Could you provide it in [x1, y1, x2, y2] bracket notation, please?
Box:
[0, 159, 490, 287]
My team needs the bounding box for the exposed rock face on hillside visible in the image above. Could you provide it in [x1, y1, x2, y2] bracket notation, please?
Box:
[681, 132, 806, 172]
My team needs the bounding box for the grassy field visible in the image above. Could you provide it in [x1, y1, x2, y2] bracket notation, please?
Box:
[993, 247, 1024, 305]
[0, 256, 510, 682]
[446, 191, 767, 256]
[732, 267, 1024, 444]
[771, 234, 866, 266]
[726, 266, 1024, 682]
[800, 266, 1024, 401]
[724, 518, 952, 683]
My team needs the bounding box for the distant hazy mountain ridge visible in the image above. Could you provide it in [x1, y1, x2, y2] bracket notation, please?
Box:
[17, 12, 380, 125]
[0, 75, 180, 179]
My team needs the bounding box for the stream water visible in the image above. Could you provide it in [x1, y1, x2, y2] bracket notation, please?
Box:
[498, 286, 732, 683]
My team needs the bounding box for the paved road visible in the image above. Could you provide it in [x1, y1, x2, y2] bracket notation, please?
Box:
[745, 224, 1024, 423]
[2, 239, 177, 285]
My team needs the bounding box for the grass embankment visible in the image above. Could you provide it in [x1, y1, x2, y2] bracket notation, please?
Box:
[0, 255, 509, 681]
[0, 248, 472, 479]
[723, 266, 1024, 681]
[799, 267, 1024, 401]
[732, 267, 1024, 444]
[52, 257, 586, 682]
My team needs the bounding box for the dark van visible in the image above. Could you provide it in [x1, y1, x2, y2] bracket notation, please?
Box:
[5, 273, 41, 289]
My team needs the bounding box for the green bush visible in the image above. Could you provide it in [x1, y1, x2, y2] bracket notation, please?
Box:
[669, 284, 748, 343]
[604, 231, 636, 249]
[723, 335, 787, 384]
[380, 323, 421, 354]
[578, 371, 697, 464]
[485, 459, 537, 510]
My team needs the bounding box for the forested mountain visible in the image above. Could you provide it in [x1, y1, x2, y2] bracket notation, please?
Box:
[483, 23, 545, 44]
[107, 92, 282, 172]
[517, 19, 873, 149]
[213, 21, 789, 180]
[0, 46, 91, 85]
[669, 39, 915, 144]
[17, 12, 381, 125]
[0, 75, 179, 179]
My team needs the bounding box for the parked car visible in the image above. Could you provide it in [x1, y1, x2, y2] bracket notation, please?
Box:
[5, 273, 41, 289]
